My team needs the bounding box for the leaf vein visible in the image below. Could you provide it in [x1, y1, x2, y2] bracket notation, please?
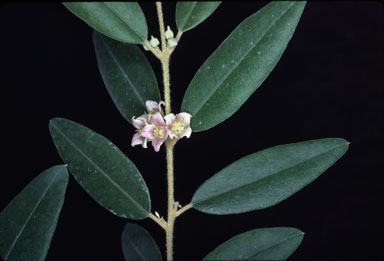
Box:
[4, 171, 60, 259]
[50, 121, 147, 216]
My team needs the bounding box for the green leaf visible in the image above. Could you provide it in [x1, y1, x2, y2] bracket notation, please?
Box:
[176, 2, 221, 32]
[192, 138, 349, 215]
[49, 117, 150, 219]
[93, 31, 160, 124]
[0, 165, 69, 261]
[121, 223, 162, 260]
[181, 1, 306, 131]
[204, 227, 304, 260]
[63, 2, 147, 44]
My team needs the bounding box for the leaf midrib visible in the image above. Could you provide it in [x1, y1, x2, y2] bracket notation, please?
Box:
[4, 171, 61, 260]
[51, 121, 148, 216]
[189, 2, 295, 117]
[101, 2, 144, 41]
[178, 2, 198, 31]
[125, 234, 147, 260]
[193, 143, 346, 205]
[98, 34, 145, 107]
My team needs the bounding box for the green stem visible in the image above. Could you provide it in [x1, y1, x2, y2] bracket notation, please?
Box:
[156, 2, 175, 260]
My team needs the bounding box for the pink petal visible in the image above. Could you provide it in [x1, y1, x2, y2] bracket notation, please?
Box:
[131, 133, 143, 147]
[164, 113, 176, 126]
[132, 116, 146, 129]
[152, 112, 165, 126]
[141, 124, 155, 139]
[177, 112, 192, 125]
[152, 139, 164, 152]
[182, 126, 192, 138]
[146, 100, 158, 113]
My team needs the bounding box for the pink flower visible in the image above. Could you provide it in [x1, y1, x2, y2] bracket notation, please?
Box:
[131, 100, 192, 152]
[146, 100, 164, 116]
[131, 114, 149, 148]
[141, 112, 169, 152]
[164, 112, 192, 140]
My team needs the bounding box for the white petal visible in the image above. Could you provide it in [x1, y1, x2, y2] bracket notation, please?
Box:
[131, 133, 143, 147]
[164, 113, 176, 125]
[182, 126, 192, 138]
[178, 112, 192, 125]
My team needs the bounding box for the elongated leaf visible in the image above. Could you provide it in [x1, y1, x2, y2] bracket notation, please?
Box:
[121, 223, 162, 260]
[181, 1, 306, 131]
[192, 138, 349, 215]
[49, 117, 150, 219]
[204, 227, 304, 260]
[176, 2, 221, 32]
[93, 31, 160, 124]
[63, 2, 147, 44]
[0, 165, 68, 261]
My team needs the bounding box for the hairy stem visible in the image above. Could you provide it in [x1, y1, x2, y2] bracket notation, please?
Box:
[165, 139, 177, 260]
[156, 2, 175, 260]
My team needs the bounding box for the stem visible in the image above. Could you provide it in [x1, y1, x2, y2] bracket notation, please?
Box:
[176, 203, 193, 217]
[148, 213, 167, 230]
[156, 2, 175, 260]
[156, 1, 171, 114]
[165, 139, 177, 260]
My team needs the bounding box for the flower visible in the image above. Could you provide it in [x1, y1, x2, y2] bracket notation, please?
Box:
[141, 112, 169, 152]
[131, 100, 192, 152]
[131, 114, 149, 148]
[165, 112, 192, 139]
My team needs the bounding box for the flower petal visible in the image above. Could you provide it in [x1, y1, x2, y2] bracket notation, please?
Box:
[152, 139, 164, 152]
[146, 100, 158, 113]
[164, 113, 176, 126]
[132, 115, 146, 129]
[131, 133, 143, 147]
[158, 101, 165, 114]
[141, 124, 155, 139]
[177, 112, 192, 125]
[152, 112, 165, 126]
[182, 126, 192, 138]
[142, 138, 148, 149]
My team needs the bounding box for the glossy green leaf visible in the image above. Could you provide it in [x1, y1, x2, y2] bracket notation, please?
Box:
[93, 31, 160, 124]
[181, 1, 306, 131]
[121, 223, 162, 260]
[63, 2, 147, 44]
[204, 227, 304, 260]
[49, 117, 150, 219]
[0, 165, 68, 261]
[176, 2, 221, 32]
[192, 138, 349, 214]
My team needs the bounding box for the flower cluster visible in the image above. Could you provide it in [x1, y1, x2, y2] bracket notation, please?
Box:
[131, 101, 192, 152]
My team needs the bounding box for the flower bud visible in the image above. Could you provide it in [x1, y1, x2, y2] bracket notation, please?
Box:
[165, 26, 174, 39]
[150, 36, 160, 48]
[167, 38, 178, 48]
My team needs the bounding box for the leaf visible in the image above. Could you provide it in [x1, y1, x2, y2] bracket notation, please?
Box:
[93, 31, 160, 124]
[192, 138, 349, 215]
[49, 117, 150, 219]
[204, 227, 304, 260]
[181, 1, 306, 131]
[63, 2, 148, 44]
[176, 2, 221, 32]
[0, 165, 69, 261]
[121, 223, 162, 260]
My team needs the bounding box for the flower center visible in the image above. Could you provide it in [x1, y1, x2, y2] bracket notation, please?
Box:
[171, 121, 185, 135]
[153, 126, 165, 139]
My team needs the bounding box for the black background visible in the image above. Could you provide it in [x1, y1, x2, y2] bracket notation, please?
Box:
[1, 1, 383, 260]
